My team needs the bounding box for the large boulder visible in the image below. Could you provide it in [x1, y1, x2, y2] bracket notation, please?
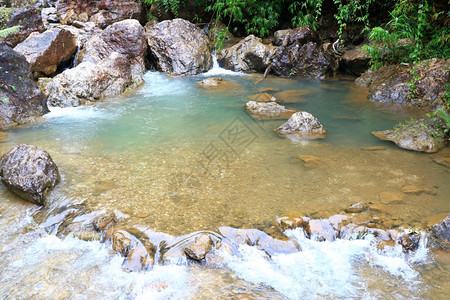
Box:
[0, 144, 60, 205]
[145, 18, 212, 75]
[339, 45, 370, 76]
[14, 27, 77, 79]
[40, 52, 133, 107]
[0, 43, 48, 130]
[57, 0, 143, 29]
[1, 7, 45, 47]
[271, 26, 338, 78]
[372, 119, 447, 153]
[275, 111, 326, 141]
[217, 35, 277, 72]
[78, 19, 146, 85]
[427, 215, 450, 250]
[355, 58, 450, 110]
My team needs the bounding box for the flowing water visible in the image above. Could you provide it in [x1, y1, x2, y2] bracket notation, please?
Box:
[0, 64, 449, 299]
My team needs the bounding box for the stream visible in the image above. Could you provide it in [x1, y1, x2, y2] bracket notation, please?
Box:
[0, 63, 449, 299]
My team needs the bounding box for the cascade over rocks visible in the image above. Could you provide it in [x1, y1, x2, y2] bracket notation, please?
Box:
[372, 119, 447, 153]
[0, 144, 60, 206]
[57, 0, 143, 29]
[217, 35, 277, 73]
[271, 26, 338, 78]
[275, 111, 326, 141]
[40, 52, 134, 107]
[0, 43, 49, 130]
[78, 19, 147, 85]
[14, 27, 77, 79]
[355, 58, 450, 110]
[145, 18, 212, 76]
[1, 7, 45, 47]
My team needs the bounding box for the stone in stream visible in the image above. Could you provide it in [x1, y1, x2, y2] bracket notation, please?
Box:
[273, 89, 312, 103]
[14, 27, 77, 79]
[297, 155, 322, 168]
[275, 111, 326, 141]
[247, 93, 277, 102]
[40, 52, 134, 107]
[372, 119, 447, 153]
[184, 233, 213, 261]
[0, 144, 60, 205]
[244, 101, 296, 119]
[196, 77, 240, 90]
[145, 18, 212, 75]
[345, 202, 368, 214]
[217, 34, 277, 73]
[0, 43, 49, 130]
[378, 191, 405, 204]
[399, 231, 421, 251]
[427, 214, 450, 250]
[277, 212, 308, 231]
[401, 185, 436, 195]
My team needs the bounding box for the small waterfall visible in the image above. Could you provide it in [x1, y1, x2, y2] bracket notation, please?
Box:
[201, 53, 246, 77]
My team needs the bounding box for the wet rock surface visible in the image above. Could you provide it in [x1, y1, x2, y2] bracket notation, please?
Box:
[184, 233, 213, 261]
[372, 119, 447, 153]
[275, 111, 326, 141]
[428, 214, 450, 250]
[14, 27, 77, 79]
[0, 43, 49, 129]
[79, 19, 147, 85]
[40, 52, 133, 107]
[0, 144, 60, 205]
[271, 26, 338, 78]
[339, 45, 370, 76]
[2, 7, 45, 47]
[217, 35, 277, 73]
[145, 18, 212, 75]
[245, 101, 296, 119]
[355, 58, 450, 110]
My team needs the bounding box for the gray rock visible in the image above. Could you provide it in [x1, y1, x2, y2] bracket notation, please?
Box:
[146, 18, 212, 75]
[0, 144, 60, 205]
[428, 214, 450, 250]
[79, 19, 147, 85]
[372, 119, 447, 153]
[41, 52, 133, 107]
[275, 111, 326, 140]
[14, 27, 77, 79]
[0, 43, 48, 130]
[217, 35, 277, 72]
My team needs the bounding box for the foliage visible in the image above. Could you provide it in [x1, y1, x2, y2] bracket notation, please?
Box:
[333, 0, 373, 41]
[288, 0, 323, 30]
[0, 25, 21, 40]
[363, 0, 450, 69]
[142, 0, 187, 18]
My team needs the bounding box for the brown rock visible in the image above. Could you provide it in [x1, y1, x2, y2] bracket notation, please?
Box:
[196, 77, 240, 90]
[273, 89, 312, 103]
[184, 234, 213, 261]
[247, 93, 277, 102]
[401, 185, 436, 195]
[345, 202, 367, 213]
[339, 45, 370, 76]
[245, 101, 296, 119]
[379, 191, 405, 204]
[14, 27, 77, 79]
[362, 146, 386, 151]
[277, 212, 307, 231]
[297, 155, 322, 168]
[431, 156, 450, 168]
[399, 231, 421, 251]
[123, 245, 154, 272]
[258, 87, 279, 93]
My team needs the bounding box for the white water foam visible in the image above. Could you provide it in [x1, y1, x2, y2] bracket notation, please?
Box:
[201, 54, 247, 77]
[45, 105, 105, 120]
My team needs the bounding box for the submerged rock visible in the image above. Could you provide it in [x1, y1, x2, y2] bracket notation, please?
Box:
[275, 111, 326, 141]
[196, 77, 240, 90]
[0, 144, 60, 205]
[14, 27, 77, 79]
[146, 18, 212, 75]
[273, 89, 312, 103]
[345, 202, 368, 214]
[0, 43, 49, 130]
[184, 233, 213, 261]
[427, 214, 450, 250]
[372, 119, 447, 153]
[41, 52, 134, 107]
[244, 101, 296, 119]
[217, 35, 277, 73]
[247, 93, 277, 102]
[297, 155, 323, 168]
[79, 19, 147, 85]
[355, 58, 450, 110]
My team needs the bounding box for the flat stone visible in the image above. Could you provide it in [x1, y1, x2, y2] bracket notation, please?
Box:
[258, 87, 279, 93]
[297, 155, 323, 168]
[379, 191, 405, 204]
[247, 92, 277, 102]
[273, 89, 311, 103]
[432, 156, 450, 168]
[401, 185, 436, 195]
[345, 202, 367, 213]
[245, 101, 296, 119]
[362, 146, 386, 151]
[136, 212, 149, 218]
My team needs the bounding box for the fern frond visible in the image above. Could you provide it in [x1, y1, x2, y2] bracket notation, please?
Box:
[0, 25, 22, 40]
